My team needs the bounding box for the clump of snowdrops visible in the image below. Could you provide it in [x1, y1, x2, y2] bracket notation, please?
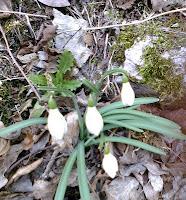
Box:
[0, 68, 186, 200]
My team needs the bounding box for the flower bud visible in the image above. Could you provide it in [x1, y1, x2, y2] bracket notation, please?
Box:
[121, 81, 135, 106]
[102, 152, 118, 178]
[85, 106, 103, 136]
[48, 96, 67, 144]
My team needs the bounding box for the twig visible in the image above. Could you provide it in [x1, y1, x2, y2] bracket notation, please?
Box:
[0, 10, 48, 18]
[0, 24, 41, 101]
[84, 7, 186, 31]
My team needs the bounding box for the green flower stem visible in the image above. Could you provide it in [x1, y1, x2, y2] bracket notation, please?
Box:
[88, 136, 166, 155]
[97, 68, 127, 91]
[0, 118, 47, 138]
[54, 149, 77, 200]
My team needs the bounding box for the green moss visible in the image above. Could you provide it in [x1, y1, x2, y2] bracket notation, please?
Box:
[112, 26, 137, 63]
[112, 20, 184, 103]
[139, 46, 183, 102]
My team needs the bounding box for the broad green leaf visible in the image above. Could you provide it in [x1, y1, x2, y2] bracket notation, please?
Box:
[57, 50, 75, 74]
[62, 80, 82, 91]
[29, 101, 46, 118]
[55, 149, 77, 200]
[0, 118, 47, 138]
[99, 97, 159, 114]
[104, 119, 144, 132]
[77, 142, 91, 200]
[29, 74, 47, 86]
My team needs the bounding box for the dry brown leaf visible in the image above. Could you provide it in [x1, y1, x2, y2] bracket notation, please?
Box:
[116, 0, 135, 10]
[38, 0, 70, 7]
[0, 138, 10, 156]
[22, 132, 34, 150]
[35, 24, 57, 51]
[8, 158, 43, 185]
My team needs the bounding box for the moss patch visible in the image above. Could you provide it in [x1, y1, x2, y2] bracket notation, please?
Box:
[112, 17, 184, 103]
[139, 46, 183, 102]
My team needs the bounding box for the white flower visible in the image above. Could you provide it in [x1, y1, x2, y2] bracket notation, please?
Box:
[121, 82, 135, 106]
[47, 108, 68, 143]
[85, 106, 103, 136]
[102, 152, 118, 178]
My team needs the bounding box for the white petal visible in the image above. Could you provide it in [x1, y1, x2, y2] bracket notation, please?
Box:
[85, 106, 103, 136]
[47, 108, 67, 142]
[102, 153, 118, 178]
[121, 82, 135, 106]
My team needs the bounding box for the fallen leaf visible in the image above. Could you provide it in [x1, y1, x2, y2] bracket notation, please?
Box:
[148, 172, 163, 192]
[33, 178, 58, 199]
[22, 132, 34, 150]
[35, 24, 57, 51]
[0, 0, 12, 19]
[143, 183, 159, 200]
[151, 0, 186, 11]
[104, 177, 144, 200]
[8, 158, 43, 185]
[38, 0, 70, 7]
[0, 144, 23, 189]
[116, 0, 135, 10]
[0, 138, 10, 156]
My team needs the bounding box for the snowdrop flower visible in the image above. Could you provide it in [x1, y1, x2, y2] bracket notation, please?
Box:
[121, 78, 135, 106]
[85, 95, 103, 136]
[48, 96, 67, 144]
[102, 151, 118, 178]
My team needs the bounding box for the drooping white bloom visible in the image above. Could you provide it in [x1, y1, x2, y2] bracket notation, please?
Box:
[48, 108, 68, 143]
[85, 106, 103, 136]
[121, 81, 135, 106]
[102, 152, 118, 178]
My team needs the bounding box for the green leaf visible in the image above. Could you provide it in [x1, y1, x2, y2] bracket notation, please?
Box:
[98, 136, 166, 155]
[104, 119, 144, 132]
[29, 74, 47, 86]
[54, 149, 77, 200]
[62, 80, 82, 91]
[121, 119, 186, 140]
[77, 142, 91, 200]
[82, 79, 99, 93]
[0, 118, 47, 138]
[99, 97, 159, 114]
[103, 109, 180, 129]
[29, 101, 46, 118]
[57, 50, 75, 74]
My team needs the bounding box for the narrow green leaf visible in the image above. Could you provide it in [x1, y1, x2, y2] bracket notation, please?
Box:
[103, 114, 141, 121]
[77, 142, 91, 200]
[90, 136, 166, 155]
[0, 118, 47, 138]
[104, 119, 144, 133]
[99, 97, 159, 114]
[82, 79, 99, 93]
[103, 109, 180, 129]
[122, 119, 186, 140]
[55, 149, 77, 200]
[105, 136, 166, 155]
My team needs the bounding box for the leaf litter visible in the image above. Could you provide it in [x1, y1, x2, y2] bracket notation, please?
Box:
[0, 0, 186, 199]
